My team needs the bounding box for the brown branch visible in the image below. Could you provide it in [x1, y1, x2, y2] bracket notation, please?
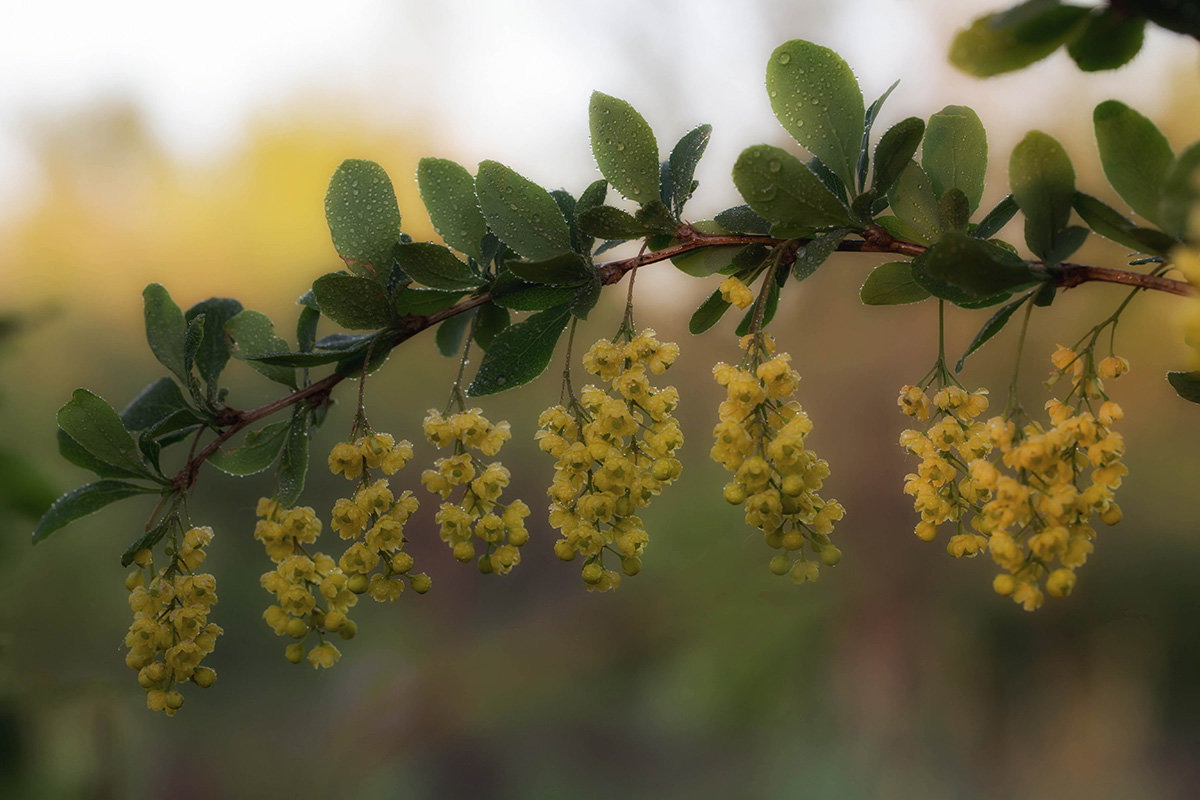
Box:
[171, 224, 1195, 491]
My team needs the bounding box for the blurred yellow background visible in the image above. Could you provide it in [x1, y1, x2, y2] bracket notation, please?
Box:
[2, 2, 1199, 798]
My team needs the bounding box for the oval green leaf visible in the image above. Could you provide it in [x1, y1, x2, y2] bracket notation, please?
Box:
[859, 261, 931, 305]
[393, 243, 482, 290]
[416, 157, 488, 263]
[311, 273, 394, 330]
[324, 159, 402, 278]
[589, 91, 660, 204]
[732, 145, 852, 229]
[33, 480, 158, 544]
[1009, 131, 1075, 261]
[475, 160, 572, 261]
[468, 304, 572, 396]
[923, 105, 988, 214]
[1094, 100, 1173, 226]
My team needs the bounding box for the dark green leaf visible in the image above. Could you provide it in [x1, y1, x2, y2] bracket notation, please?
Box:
[507, 251, 592, 285]
[766, 39, 865, 189]
[858, 79, 900, 192]
[1167, 371, 1200, 404]
[121, 378, 198, 432]
[550, 190, 581, 254]
[1045, 225, 1090, 265]
[468, 304, 572, 396]
[1094, 100, 1173, 225]
[324, 159, 402, 278]
[225, 310, 297, 387]
[939, 189, 971, 233]
[120, 515, 173, 567]
[57, 389, 153, 479]
[871, 117, 925, 198]
[733, 145, 853, 229]
[1068, 9, 1145, 71]
[184, 315, 204, 380]
[972, 195, 1019, 239]
[578, 206, 651, 240]
[888, 162, 943, 244]
[297, 304, 320, 353]
[635, 200, 677, 233]
[956, 293, 1030, 372]
[949, 2, 1090, 77]
[571, 276, 603, 321]
[1033, 283, 1057, 306]
[589, 92, 660, 203]
[184, 297, 243, 393]
[416, 157, 488, 263]
[689, 290, 733, 334]
[1010, 130, 1075, 261]
[475, 160, 572, 261]
[736, 279, 779, 336]
[311, 273, 394, 330]
[859, 261, 932, 305]
[715, 205, 771, 235]
[922, 231, 1038, 299]
[436, 310, 474, 357]
[575, 179, 608, 251]
[57, 429, 145, 479]
[394, 288, 468, 317]
[142, 283, 188, 383]
[793, 229, 849, 281]
[668, 124, 712, 215]
[207, 422, 290, 476]
[808, 157, 848, 204]
[923, 105, 988, 214]
[32, 480, 158, 544]
[672, 243, 746, 277]
[473, 303, 510, 350]
[276, 409, 310, 507]
[490, 274, 579, 311]
[392, 243, 481, 290]
[334, 337, 391, 378]
[1160, 142, 1200, 238]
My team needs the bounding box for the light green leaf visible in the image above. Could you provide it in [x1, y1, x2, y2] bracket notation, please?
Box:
[311, 273, 394, 330]
[732, 145, 853, 229]
[1072, 193, 1174, 255]
[324, 159, 402, 278]
[475, 161, 572, 261]
[1094, 100, 1173, 226]
[142, 284, 188, 383]
[887, 162, 942, 245]
[226, 310, 297, 387]
[57, 389, 153, 479]
[1009, 130, 1075, 261]
[859, 261, 931, 305]
[468, 304, 572, 396]
[393, 243, 482, 290]
[949, 3, 1090, 77]
[923, 105, 988, 214]
[416, 157, 488, 263]
[766, 39, 865, 190]
[589, 92, 660, 204]
[32, 480, 158, 544]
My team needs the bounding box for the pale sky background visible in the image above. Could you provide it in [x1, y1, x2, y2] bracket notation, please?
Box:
[0, 0, 1195, 222]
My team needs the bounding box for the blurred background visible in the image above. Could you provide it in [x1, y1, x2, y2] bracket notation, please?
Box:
[2, 1, 1199, 797]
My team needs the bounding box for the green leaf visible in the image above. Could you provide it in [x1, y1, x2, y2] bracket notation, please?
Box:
[1167, 371, 1200, 404]
[1072, 193, 1174, 255]
[923, 105, 988, 214]
[391, 243, 481, 290]
[689, 290, 733, 334]
[120, 515, 173, 567]
[468, 304, 572, 396]
[473, 303, 510, 350]
[394, 288, 468, 317]
[570, 277, 602, 321]
[324, 159, 402, 278]
[955, 293, 1030, 371]
[1067, 9, 1145, 72]
[715, 205, 771, 235]
[972, 195, 1019, 239]
[1094, 100, 1173, 225]
[577, 206, 651, 240]
[184, 298, 243, 392]
[551, 189, 581, 254]
[939, 189, 971, 233]
[887, 162, 942, 245]
[297, 303, 320, 353]
[589, 92, 660, 204]
[921, 231, 1038, 299]
[184, 315, 204, 381]
[225, 310, 297, 388]
[668, 124, 712, 215]
[766, 39, 865, 190]
[475, 160, 572, 261]
[733, 145, 853, 229]
[121, 378, 198, 432]
[1045, 225, 1090, 265]
[1160, 142, 1200, 238]
[736, 279, 779, 336]
[1010, 131, 1075, 261]
[634, 199, 677, 233]
[858, 79, 900, 192]
[57, 429, 145, 480]
[575, 179, 608, 251]
[276, 409, 310, 507]
[32, 480, 157, 544]
[142, 283, 188, 383]
[490, 273, 579, 311]
[507, 252, 592, 286]
[436, 310, 473, 357]
[207, 422, 290, 476]
[311, 273, 394, 330]
[416, 157, 488, 263]
[793, 229, 849, 281]
[57, 389, 153, 479]
[871, 117, 924, 198]
[859, 261, 932, 305]
[672, 244, 746, 277]
[949, 2, 1090, 77]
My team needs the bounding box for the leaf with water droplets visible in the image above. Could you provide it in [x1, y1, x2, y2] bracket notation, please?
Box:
[689, 290, 732, 334]
[1010, 130, 1075, 262]
[859, 261, 931, 305]
[324, 159, 402, 279]
[1094, 100, 1173, 226]
[589, 92, 660, 204]
[417, 157, 488, 263]
[393, 243, 481, 290]
[766, 40, 865, 191]
[225, 310, 297, 388]
[887, 162, 942, 245]
[871, 117, 924, 198]
[923, 105, 987, 214]
[668, 124, 712, 215]
[468, 304, 572, 396]
[732, 145, 853, 229]
[475, 160, 572, 261]
[507, 251, 593, 286]
[311, 272, 395, 330]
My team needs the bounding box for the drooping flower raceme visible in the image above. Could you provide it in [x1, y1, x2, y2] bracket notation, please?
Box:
[711, 334, 843, 583]
[538, 329, 683, 591]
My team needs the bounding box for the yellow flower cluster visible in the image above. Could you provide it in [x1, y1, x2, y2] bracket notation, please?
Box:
[898, 347, 1129, 610]
[719, 276, 754, 310]
[422, 408, 529, 574]
[537, 329, 683, 590]
[711, 334, 844, 583]
[124, 527, 222, 716]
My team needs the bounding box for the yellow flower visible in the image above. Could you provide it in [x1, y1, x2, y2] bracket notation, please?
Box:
[719, 276, 754, 309]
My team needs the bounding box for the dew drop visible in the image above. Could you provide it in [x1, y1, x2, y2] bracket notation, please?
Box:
[497, 375, 507, 385]
[778, 53, 791, 65]
[617, 143, 626, 151]
[767, 159, 782, 173]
